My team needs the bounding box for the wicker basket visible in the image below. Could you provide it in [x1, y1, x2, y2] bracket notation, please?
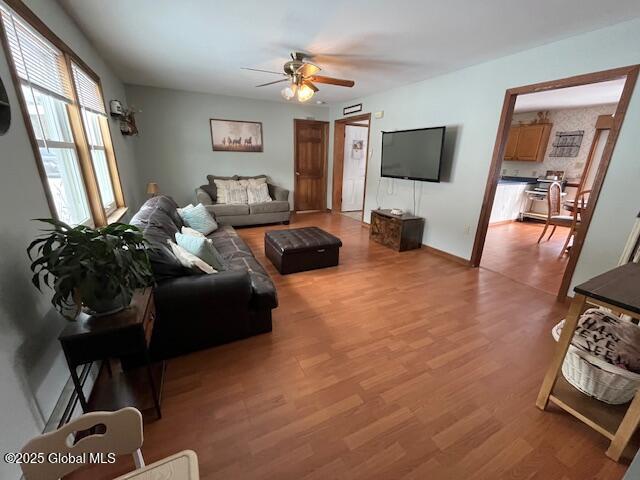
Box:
[552, 320, 640, 404]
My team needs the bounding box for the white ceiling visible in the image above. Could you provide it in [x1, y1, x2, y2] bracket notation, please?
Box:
[514, 78, 625, 112]
[58, 0, 640, 105]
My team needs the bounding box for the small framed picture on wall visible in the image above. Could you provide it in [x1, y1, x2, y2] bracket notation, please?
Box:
[210, 118, 264, 152]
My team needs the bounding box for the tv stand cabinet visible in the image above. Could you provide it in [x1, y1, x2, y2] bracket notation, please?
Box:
[370, 209, 424, 251]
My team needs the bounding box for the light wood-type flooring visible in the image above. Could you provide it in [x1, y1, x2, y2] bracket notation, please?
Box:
[482, 221, 570, 296]
[71, 213, 630, 480]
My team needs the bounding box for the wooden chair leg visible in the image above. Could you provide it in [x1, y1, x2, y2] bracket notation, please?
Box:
[536, 294, 587, 410]
[547, 225, 557, 241]
[559, 228, 574, 259]
[606, 390, 640, 461]
[537, 221, 550, 243]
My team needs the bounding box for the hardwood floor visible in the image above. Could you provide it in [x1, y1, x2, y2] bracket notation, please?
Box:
[481, 221, 570, 296]
[70, 213, 630, 480]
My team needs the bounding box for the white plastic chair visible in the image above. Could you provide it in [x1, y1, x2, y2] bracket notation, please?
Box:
[20, 407, 145, 480]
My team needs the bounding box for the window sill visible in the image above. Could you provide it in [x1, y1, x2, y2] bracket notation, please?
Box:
[106, 206, 129, 224]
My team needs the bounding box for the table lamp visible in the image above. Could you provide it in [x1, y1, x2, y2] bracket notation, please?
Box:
[146, 182, 159, 197]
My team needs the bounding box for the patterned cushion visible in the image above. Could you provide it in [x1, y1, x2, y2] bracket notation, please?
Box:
[181, 226, 205, 238]
[179, 203, 218, 235]
[175, 232, 225, 271]
[247, 183, 272, 204]
[238, 177, 267, 188]
[213, 179, 240, 204]
[227, 185, 249, 204]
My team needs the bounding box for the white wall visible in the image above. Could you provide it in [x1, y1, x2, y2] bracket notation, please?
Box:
[0, 1, 139, 477]
[328, 18, 640, 291]
[125, 85, 329, 207]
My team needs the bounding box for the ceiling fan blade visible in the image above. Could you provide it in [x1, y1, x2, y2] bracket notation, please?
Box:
[242, 67, 286, 76]
[309, 75, 355, 87]
[303, 80, 319, 92]
[255, 78, 289, 87]
[297, 62, 321, 78]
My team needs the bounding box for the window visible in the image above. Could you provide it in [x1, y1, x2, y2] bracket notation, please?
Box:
[72, 63, 116, 214]
[0, 2, 125, 226]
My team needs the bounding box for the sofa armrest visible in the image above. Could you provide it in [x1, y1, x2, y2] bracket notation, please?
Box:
[195, 187, 213, 206]
[268, 183, 290, 202]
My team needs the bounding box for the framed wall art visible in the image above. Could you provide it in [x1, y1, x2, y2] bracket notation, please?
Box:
[210, 118, 263, 152]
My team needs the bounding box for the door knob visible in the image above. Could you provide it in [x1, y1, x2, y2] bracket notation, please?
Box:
[295, 172, 300, 175]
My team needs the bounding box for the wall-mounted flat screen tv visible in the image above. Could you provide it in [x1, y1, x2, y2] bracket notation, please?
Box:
[381, 126, 445, 182]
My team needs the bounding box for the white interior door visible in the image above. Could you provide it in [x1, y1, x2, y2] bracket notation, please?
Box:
[341, 125, 368, 211]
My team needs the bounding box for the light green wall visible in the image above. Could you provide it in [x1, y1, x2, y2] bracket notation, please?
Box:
[328, 18, 640, 292]
[0, 1, 139, 477]
[125, 85, 329, 207]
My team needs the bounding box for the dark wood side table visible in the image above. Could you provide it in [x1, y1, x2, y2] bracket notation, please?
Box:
[536, 263, 640, 461]
[370, 209, 425, 251]
[59, 288, 163, 420]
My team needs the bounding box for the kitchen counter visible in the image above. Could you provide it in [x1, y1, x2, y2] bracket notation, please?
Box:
[498, 176, 538, 185]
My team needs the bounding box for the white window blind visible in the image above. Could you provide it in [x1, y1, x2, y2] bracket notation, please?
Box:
[71, 62, 106, 115]
[0, 5, 72, 101]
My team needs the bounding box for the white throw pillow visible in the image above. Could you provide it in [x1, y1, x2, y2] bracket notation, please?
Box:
[181, 226, 205, 238]
[247, 183, 272, 204]
[213, 179, 240, 204]
[226, 184, 249, 204]
[167, 240, 216, 274]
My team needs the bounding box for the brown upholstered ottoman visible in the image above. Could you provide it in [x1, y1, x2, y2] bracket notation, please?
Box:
[265, 227, 342, 274]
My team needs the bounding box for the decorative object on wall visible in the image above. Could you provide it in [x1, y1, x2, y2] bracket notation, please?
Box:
[110, 99, 139, 136]
[146, 182, 159, 197]
[549, 130, 584, 157]
[210, 118, 263, 152]
[0, 75, 10, 135]
[351, 139, 364, 159]
[343, 103, 363, 115]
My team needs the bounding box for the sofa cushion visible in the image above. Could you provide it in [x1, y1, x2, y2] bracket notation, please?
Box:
[249, 200, 290, 215]
[237, 174, 267, 181]
[180, 204, 218, 235]
[130, 197, 198, 280]
[175, 232, 225, 271]
[207, 203, 250, 217]
[207, 174, 238, 185]
[208, 225, 253, 259]
[198, 184, 217, 203]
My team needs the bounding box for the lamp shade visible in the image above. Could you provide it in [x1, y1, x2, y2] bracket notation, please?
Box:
[146, 182, 159, 196]
[296, 83, 314, 102]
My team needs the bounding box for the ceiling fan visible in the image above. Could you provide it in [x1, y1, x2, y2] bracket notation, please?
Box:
[242, 52, 355, 102]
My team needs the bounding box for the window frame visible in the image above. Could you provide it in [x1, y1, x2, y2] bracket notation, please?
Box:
[0, 0, 126, 226]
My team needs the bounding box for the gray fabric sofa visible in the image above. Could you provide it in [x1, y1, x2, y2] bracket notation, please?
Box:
[195, 174, 291, 227]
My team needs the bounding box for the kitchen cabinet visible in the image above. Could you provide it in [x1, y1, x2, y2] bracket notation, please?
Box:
[489, 182, 530, 224]
[504, 123, 552, 162]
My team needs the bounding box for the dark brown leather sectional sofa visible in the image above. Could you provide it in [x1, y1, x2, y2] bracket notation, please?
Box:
[130, 195, 277, 359]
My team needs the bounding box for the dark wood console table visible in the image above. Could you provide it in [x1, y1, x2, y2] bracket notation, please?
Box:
[59, 288, 164, 421]
[370, 209, 424, 251]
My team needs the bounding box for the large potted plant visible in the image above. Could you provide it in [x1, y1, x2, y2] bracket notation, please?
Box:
[28, 219, 154, 319]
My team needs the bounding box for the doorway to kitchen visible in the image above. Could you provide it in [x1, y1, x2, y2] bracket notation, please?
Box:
[332, 113, 371, 222]
[471, 65, 638, 299]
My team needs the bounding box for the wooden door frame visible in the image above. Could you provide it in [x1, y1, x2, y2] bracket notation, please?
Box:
[293, 118, 330, 212]
[470, 64, 639, 300]
[332, 113, 372, 220]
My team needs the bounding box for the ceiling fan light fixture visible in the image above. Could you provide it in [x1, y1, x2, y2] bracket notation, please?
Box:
[281, 83, 297, 100]
[296, 83, 315, 102]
